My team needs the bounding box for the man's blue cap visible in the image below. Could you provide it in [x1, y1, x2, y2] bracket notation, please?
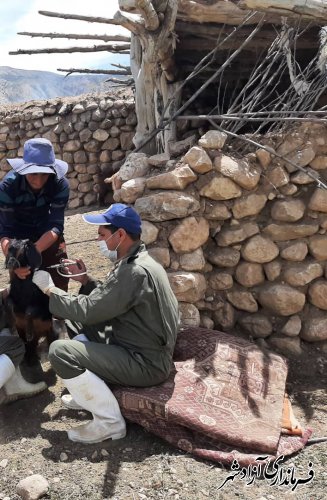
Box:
[83, 203, 142, 234]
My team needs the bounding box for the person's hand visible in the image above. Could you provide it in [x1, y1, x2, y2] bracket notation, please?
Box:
[32, 270, 55, 295]
[14, 266, 31, 280]
[60, 258, 88, 284]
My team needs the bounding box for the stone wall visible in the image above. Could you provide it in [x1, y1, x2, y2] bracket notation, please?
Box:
[112, 122, 327, 355]
[2, 90, 327, 353]
[0, 91, 136, 209]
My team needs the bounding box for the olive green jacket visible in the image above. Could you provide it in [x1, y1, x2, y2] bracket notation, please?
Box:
[49, 243, 179, 377]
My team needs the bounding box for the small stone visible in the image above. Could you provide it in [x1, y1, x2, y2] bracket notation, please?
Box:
[179, 303, 200, 327]
[148, 153, 170, 167]
[256, 148, 272, 169]
[16, 474, 49, 500]
[199, 130, 227, 149]
[59, 452, 68, 462]
[91, 451, 98, 460]
[101, 449, 109, 457]
[281, 315, 302, 337]
[0, 459, 8, 468]
[184, 146, 212, 173]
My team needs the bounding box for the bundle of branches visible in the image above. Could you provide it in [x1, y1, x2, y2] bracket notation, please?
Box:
[135, 15, 327, 188]
[172, 18, 327, 137]
[214, 19, 327, 136]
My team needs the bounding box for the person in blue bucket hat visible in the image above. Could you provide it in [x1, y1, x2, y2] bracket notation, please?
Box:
[31, 203, 180, 445]
[0, 138, 70, 290]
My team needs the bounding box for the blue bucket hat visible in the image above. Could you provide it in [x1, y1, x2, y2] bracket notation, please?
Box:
[7, 138, 68, 179]
[83, 203, 142, 235]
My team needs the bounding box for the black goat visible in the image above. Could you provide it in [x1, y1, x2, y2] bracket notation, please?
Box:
[5, 239, 56, 366]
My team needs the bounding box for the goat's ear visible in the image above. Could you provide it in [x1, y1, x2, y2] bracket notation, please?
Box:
[25, 242, 42, 270]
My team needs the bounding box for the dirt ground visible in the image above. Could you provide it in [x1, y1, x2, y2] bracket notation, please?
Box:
[0, 207, 326, 500]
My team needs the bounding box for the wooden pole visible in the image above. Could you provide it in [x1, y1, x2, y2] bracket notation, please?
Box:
[18, 32, 131, 42]
[38, 10, 121, 25]
[9, 44, 130, 55]
[57, 68, 131, 75]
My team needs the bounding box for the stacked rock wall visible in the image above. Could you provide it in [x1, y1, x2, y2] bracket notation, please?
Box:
[112, 122, 327, 354]
[0, 91, 136, 209]
[1, 90, 327, 352]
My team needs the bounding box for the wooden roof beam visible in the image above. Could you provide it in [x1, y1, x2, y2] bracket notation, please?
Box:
[239, 0, 327, 22]
[177, 1, 327, 25]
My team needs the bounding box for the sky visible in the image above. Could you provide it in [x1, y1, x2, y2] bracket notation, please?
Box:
[0, 0, 130, 73]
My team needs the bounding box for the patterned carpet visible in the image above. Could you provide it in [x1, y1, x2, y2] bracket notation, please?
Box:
[114, 327, 311, 466]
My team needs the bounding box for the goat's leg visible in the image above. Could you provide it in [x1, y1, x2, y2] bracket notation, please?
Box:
[2, 297, 17, 334]
[15, 319, 40, 367]
[20, 338, 45, 384]
[23, 338, 40, 366]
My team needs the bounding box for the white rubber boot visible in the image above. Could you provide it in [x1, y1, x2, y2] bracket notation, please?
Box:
[61, 393, 82, 410]
[0, 355, 47, 404]
[63, 369, 126, 444]
[0, 354, 15, 387]
[60, 334, 88, 410]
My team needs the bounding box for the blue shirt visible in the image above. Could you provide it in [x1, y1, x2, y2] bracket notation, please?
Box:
[0, 171, 69, 240]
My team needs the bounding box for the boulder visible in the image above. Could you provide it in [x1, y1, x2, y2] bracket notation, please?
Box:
[168, 272, 206, 302]
[232, 194, 267, 219]
[214, 155, 260, 190]
[258, 284, 305, 316]
[238, 314, 272, 338]
[135, 192, 200, 221]
[168, 217, 209, 253]
[241, 235, 279, 263]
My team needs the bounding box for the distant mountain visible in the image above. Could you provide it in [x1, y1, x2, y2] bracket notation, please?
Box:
[0, 66, 118, 105]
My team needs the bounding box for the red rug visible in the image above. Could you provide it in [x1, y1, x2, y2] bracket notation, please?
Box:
[114, 327, 311, 466]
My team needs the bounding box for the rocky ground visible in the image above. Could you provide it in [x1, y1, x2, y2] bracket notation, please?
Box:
[0, 207, 326, 500]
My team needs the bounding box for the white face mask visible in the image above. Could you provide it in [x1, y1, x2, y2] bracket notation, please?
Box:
[97, 233, 120, 263]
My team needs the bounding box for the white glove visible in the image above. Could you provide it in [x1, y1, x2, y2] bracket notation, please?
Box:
[32, 270, 55, 295]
